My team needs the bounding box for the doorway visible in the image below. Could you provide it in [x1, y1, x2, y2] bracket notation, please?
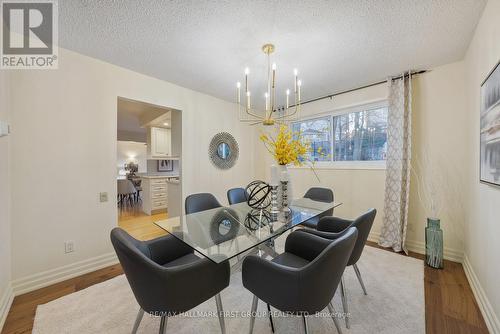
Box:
[116, 97, 182, 240]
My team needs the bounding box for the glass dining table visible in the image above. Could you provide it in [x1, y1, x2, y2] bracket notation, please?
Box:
[155, 198, 342, 264]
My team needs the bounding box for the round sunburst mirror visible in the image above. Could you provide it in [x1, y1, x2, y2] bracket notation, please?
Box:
[209, 132, 239, 169]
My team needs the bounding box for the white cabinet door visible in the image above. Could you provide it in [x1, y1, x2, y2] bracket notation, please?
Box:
[150, 127, 171, 158]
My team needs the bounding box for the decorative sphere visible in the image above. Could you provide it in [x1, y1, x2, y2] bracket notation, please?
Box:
[244, 209, 271, 231]
[245, 180, 271, 209]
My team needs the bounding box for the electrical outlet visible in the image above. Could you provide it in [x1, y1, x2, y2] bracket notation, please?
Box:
[100, 192, 108, 202]
[0, 121, 10, 137]
[64, 241, 75, 253]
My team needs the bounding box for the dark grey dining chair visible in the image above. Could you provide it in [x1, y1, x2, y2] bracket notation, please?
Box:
[301, 187, 334, 229]
[242, 227, 358, 334]
[227, 187, 248, 205]
[299, 208, 376, 328]
[185, 193, 222, 214]
[110, 228, 230, 334]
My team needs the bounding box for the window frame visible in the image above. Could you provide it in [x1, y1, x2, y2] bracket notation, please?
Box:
[289, 99, 388, 170]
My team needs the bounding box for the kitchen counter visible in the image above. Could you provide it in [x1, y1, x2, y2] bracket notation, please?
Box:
[139, 174, 179, 179]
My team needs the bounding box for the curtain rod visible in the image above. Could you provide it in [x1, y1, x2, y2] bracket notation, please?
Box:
[295, 70, 427, 107]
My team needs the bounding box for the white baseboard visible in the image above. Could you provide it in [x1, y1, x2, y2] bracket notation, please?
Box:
[11, 252, 119, 296]
[368, 231, 464, 263]
[463, 256, 500, 334]
[0, 283, 14, 332]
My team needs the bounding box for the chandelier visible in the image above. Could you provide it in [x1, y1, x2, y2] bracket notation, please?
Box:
[236, 43, 302, 126]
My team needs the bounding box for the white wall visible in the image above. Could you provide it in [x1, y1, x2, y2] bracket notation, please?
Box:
[0, 68, 12, 329]
[462, 0, 500, 331]
[408, 62, 468, 260]
[116, 141, 148, 175]
[255, 83, 388, 238]
[8, 47, 256, 286]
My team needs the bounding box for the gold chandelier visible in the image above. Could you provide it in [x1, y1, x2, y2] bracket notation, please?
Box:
[236, 43, 301, 126]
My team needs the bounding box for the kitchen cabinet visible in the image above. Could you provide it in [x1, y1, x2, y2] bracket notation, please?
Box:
[148, 127, 171, 158]
[141, 176, 168, 215]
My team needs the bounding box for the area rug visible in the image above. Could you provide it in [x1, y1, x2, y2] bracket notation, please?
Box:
[32, 245, 424, 333]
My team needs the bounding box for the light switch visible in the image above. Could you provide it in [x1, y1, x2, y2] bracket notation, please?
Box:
[0, 121, 9, 137]
[100, 192, 108, 202]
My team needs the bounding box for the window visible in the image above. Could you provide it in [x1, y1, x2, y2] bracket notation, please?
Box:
[291, 116, 331, 162]
[291, 103, 388, 165]
[332, 107, 387, 161]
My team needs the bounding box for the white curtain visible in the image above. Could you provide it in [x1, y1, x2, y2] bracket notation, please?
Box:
[379, 72, 413, 253]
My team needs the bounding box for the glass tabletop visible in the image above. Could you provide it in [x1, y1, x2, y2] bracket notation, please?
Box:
[155, 198, 342, 264]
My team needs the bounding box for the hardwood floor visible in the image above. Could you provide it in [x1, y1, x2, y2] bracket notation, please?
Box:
[425, 260, 488, 334]
[117, 205, 167, 241]
[366, 241, 489, 334]
[2, 239, 489, 333]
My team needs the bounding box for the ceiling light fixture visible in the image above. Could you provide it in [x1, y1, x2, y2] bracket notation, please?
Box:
[236, 43, 301, 126]
[163, 122, 169, 126]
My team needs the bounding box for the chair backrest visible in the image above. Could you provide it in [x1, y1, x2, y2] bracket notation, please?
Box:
[304, 187, 334, 216]
[301, 227, 358, 313]
[110, 228, 165, 313]
[348, 208, 377, 265]
[227, 187, 247, 205]
[117, 179, 136, 195]
[185, 193, 222, 214]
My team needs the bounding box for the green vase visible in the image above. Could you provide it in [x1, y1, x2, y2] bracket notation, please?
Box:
[425, 218, 443, 269]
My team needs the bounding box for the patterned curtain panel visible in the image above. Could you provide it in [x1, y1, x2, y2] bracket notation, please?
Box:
[379, 73, 413, 253]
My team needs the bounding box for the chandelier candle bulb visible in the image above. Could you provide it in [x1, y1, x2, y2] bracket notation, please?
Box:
[236, 82, 241, 104]
[272, 63, 276, 87]
[297, 80, 302, 102]
[245, 67, 249, 92]
[247, 91, 251, 109]
[286, 89, 290, 109]
[294, 69, 298, 93]
[265, 92, 269, 111]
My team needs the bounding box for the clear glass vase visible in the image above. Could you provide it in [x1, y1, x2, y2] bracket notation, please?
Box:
[425, 218, 443, 269]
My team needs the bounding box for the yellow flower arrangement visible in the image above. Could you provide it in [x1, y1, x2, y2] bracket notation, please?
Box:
[260, 125, 310, 166]
[260, 125, 326, 183]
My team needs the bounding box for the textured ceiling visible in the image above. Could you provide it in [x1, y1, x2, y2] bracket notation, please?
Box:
[60, 0, 486, 107]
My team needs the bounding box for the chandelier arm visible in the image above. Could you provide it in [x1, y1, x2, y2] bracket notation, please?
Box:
[239, 115, 266, 122]
[244, 108, 266, 119]
[274, 105, 300, 120]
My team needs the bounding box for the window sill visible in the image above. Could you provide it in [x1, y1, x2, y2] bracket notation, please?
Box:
[289, 161, 386, 171]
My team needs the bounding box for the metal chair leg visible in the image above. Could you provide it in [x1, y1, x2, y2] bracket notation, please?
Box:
[327, 302, 343, 334]
[302, 315, 309, 334]
[267, 303, 275, 332]
[159, 315, 168, 334]
[340, 275, 350, 329]
[353, 264, 368, 295]
[131, 308, 144, 334]
[215, 293, 226, 334]
[248, 295, 258, 334]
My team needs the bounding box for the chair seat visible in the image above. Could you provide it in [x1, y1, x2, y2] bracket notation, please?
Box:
[301, 216, 319, 229]
[162, 253, 201, 268]
[272, 252, 310, 268]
